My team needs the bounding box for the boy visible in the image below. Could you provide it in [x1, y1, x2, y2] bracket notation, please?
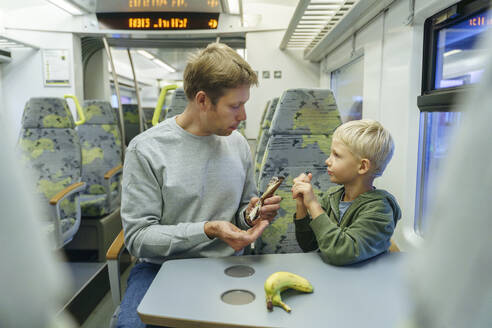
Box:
[291, 119, 401, 265]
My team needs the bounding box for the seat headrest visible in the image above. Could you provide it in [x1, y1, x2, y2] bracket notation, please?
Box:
[170, 88, 187, 108]
[122, 104, 139, 124]
[21, 97, 75, 129]
[81, 100, 117, 124]
[261, 97, 279, 130]
[269, 89, 341, 135]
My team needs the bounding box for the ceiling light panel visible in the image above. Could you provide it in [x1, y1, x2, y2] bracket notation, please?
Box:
[46, 0, 87, 15]
[280, 0, 359, 52]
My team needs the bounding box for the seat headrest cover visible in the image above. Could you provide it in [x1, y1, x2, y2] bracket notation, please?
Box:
[82, 100, 117, 124]
[261, 97, 279, 130]
[122, 104, 139, 124]
[21, 97, 75, 129]
[270, 89, 341, 135]
[169, 88, 188, 110]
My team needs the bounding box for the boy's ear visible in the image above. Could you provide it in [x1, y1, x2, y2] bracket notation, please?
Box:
[358, 158, 371, 175]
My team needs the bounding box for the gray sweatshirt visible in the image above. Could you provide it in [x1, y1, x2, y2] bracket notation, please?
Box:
[121, 117, 257, 264]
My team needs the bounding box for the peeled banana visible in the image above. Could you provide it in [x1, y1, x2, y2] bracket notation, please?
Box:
[264, 271, 313, 312]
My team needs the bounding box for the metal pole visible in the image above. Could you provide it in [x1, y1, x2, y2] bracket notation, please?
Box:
[239, 0, 244, 27]
[102, 37, 126, 156]
[127, 49, 145, 133]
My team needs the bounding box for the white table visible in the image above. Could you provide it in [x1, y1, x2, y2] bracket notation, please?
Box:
[138, 252, 408, 328]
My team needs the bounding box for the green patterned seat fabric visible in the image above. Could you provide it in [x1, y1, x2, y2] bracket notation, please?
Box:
[237, 121, 247, 138]
[255, 89, 342, 254]
[77, 100, 123, 217]
[142, 107, 164, 129]
[254, 97, 279, 184]
[18, 97, 83, 247]
[165, 88, 188, 118]
[122, 104, 140, 145]
[258, 100, 272, 132]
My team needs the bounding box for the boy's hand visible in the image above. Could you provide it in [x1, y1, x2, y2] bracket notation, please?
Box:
[292, 173, 318, 208]
[293, 172, 313, 184]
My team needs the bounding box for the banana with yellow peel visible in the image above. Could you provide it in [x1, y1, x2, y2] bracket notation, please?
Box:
[264, 271, 313, 312]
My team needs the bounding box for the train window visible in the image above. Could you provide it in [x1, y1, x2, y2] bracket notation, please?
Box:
[330, 56, 363, 123]
[416, 0, 490, 235]
[415, 111, 462, 234]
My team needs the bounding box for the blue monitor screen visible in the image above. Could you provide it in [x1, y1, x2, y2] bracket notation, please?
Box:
[434, 10, 492, 89]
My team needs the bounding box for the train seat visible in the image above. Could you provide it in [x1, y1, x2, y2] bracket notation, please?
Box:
[77, 100, 123, 217]
[122, 104, 140, 146]
[254, 97, 279, 184]
[237, 120, 247, 138]
[165, 87, 188, 118]
[67, 100, 123, 261]
[17, 97, 86, 248]
[255, 88, 342, 254]
[142, 106, 161, 130]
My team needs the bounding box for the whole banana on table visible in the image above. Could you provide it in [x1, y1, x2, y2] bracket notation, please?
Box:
[264, 271, 313, 312]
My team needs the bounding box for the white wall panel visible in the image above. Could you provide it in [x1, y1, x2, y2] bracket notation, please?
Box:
[246, 30, 320, 139]
[1, 30, 79, 138]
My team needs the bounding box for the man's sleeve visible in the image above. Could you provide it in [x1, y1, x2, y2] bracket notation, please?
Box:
[234, 139, 258, 230]
[121, 145, 210, 259]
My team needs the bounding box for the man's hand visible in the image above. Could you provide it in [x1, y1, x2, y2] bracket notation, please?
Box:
[245, 195, 282, 224]
[204, 220, 269, 251]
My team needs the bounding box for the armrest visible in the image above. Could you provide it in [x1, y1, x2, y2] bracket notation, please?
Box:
[49, 182, 86, 205]
[107, 229, 126, 306]
[107, 229, 125, 260]
[104, 164, 123, 180]
[389, 239, 400, 252]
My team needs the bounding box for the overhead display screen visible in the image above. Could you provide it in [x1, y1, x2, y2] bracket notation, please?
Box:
[434, 10, 491, 89]
[97, 12, 219, 30]
[97, 0, 222, 13]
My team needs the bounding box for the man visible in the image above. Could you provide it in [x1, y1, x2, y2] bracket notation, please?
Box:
[118, 43, 281, 327]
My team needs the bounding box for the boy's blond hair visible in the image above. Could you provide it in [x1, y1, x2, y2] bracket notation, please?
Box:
[333, 119, 394, 177]
[183, 43, 258, 105]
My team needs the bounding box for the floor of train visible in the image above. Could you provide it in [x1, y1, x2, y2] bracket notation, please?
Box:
[78, 263, 132, 328]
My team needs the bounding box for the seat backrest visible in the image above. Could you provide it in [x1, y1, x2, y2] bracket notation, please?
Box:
[122, 104, 140, 145]
[18, 97, 83, 247]
[77, 100, 123, 216]
[255, 89, 342, 254]
[165, 88, 188, 118]
[258, 100, 272, 134]
[254, 97, 279, 184]
[237, 121, 247, 138]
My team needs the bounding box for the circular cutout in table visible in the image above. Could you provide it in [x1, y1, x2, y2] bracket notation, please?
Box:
[224, 265, 255, 277]
[221, 289, 256, 305]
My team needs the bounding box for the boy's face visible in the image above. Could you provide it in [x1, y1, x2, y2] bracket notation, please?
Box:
[203, 85, 249, 136]
[325, 138, 361, 185]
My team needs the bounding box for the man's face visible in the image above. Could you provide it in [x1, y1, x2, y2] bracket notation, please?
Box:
[204, 85, 249, 136]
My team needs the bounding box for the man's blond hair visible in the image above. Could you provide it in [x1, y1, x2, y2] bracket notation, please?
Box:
[333, 119, 394, 177]
[183, 43, 258, 104]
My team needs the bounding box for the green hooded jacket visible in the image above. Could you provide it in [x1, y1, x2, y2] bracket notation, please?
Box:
[294, 185, 401, 266]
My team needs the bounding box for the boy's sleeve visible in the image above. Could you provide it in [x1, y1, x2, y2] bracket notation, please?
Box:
[309, 198, 396, 266]
[294, 192, 330, 252]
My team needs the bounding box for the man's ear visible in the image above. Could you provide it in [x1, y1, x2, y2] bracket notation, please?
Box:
[195, 91, 209, 111]
[358, 158, 371, 175]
